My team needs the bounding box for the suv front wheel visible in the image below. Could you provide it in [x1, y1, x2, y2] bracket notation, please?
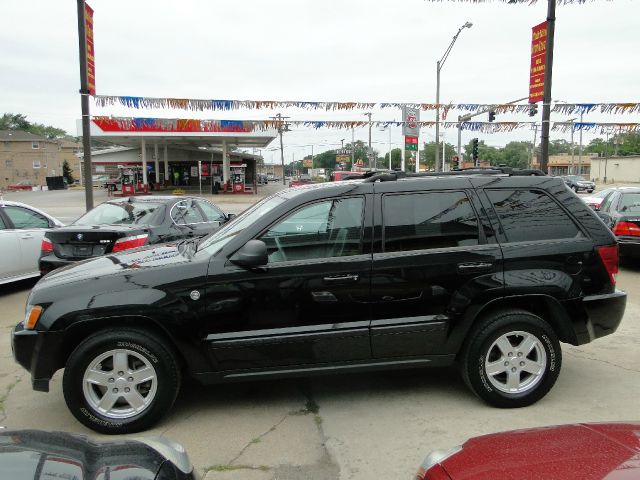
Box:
[460, 309, 561, 408]
[63, 328, 181, 434]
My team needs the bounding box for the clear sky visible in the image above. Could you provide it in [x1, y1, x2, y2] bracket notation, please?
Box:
[1, 0, 638, 164]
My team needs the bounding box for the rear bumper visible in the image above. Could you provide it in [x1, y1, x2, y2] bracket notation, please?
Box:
[39, 255, 75, 275]
[618, 239, 640, 258]
[571, 290, 626, 345]
[12, 322, 64, 392]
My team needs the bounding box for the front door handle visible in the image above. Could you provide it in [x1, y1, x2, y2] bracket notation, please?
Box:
[457, 262, 493, 274]
[20, 234, 34, 240]
[323, 274, 359, 284]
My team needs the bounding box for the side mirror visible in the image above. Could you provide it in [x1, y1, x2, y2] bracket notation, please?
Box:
[226, 213, 236, 221]
[230, 239, 268, 268]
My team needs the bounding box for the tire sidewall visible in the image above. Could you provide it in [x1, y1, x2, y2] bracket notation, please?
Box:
[63, 330, 179, 434]
[466, 314, 561, 408]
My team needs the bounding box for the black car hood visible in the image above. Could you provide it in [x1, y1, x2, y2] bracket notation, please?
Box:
[0, 430, 166, 480]
[36, 242, 196, 290]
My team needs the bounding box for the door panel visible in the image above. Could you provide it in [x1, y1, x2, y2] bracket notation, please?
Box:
[371, 189, 504, 358]
[0, 229, 22, 280]
[203, 195, 373, 371]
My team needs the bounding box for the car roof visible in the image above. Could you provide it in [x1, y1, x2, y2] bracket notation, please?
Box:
[104, 195, 213, 205]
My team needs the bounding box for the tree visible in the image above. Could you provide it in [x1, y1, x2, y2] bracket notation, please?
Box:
[63, 160, 75, 184]
[502, 141, 532, 169]
[463, 139, 503, 165]
[0, 113, 31, 130]
[383, 148, 403, 170]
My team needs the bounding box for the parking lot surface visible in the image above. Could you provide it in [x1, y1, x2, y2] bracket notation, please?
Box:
[1, 188, 639, 480]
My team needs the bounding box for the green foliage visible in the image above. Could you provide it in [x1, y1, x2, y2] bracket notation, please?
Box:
[586, 133, 640, 157]
[62, 160, 75, 184]
[0, 112, 68, 139]
[420, 142, 457, 170]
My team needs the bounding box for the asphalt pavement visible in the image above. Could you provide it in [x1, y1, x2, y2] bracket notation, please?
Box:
[0, 186, 638, 480]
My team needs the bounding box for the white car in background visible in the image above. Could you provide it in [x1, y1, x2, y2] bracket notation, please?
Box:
[581, 186, 635, 210]
[0, 200, 64, 285]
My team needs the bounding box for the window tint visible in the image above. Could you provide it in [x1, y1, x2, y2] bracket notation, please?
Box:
[383, 191, 479, 252]
[196, 200, 226, 222]
[171, 200, 205, 225]
[487, 189, 582, 243]
[0, 214, 6, 229]
[618, 193, 640, 213]
[3, 206, 49, 229]
[260, 197, 363, 262]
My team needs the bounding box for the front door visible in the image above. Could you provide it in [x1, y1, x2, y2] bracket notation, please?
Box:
[204, 195, 373, 371]
[370, 188, 503, 358]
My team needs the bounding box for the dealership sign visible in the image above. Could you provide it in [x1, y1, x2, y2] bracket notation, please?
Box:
[84, 3, 96, 96]
[402, 106, 419, 137]
[529, 21, 547, 104]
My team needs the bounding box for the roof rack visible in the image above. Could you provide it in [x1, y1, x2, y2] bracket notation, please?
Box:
[363, 167, 547, 183]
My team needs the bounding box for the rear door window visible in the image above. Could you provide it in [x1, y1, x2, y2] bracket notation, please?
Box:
[618, 193, 640, 214]
[171, 200, 206, 225]
[486, 189, 583, 242]
[383, 191, 480, 252]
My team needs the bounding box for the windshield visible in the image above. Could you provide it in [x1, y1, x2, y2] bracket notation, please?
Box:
[199, 194, 288, 255]
[567, 176, 583, 181]
[73, 201, 163, 226]
[592, 189, 614, 199]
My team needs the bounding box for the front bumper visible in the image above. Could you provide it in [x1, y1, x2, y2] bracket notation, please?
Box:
[12, 322, 64, 392]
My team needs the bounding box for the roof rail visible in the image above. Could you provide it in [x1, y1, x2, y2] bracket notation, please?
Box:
[363, 167, 547, 183]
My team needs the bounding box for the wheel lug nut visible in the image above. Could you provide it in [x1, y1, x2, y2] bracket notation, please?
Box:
[504, 361, 509, 366]
[128, 377, 134, 382]
[517, 352, 523, 357]
[508, 352, 513, 357]
[520, 361, 525, 366]
[113, 388, 118, 393]
[118, 371, 124, 376]
[108, 378, 114, 383]
[511, 367, 517, 372]
[124, 387, 130, 393]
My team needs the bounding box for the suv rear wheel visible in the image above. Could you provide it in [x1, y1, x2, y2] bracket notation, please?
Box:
[62, 328, 181, 434]
[460, 309, 561, 408]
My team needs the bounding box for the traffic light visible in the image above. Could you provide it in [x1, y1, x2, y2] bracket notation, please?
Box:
[472, 138, 479, 162]
[488, 111, 496, 122]
[452, 155, 460, 170]
[529, 103, 538, 117]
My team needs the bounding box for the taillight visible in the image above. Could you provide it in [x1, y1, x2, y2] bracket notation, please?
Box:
[596, 244, 619, 286]
[112, 234, 148, 252]
[613, 221, 640, 236]
[40, 238, 53, 253]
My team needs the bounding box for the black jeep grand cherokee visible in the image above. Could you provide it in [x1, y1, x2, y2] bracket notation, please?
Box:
[13, 171, 626, 434]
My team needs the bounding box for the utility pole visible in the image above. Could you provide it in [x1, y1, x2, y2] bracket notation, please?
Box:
[530, 123, 539, 169]
[76, 0, 93, 211]
[540, 0, 556, 174]
[351, 127, 355, 171]
[364, 112, 373, 169]
[578, 111, 584, 177]
[271, 113, 290, 185]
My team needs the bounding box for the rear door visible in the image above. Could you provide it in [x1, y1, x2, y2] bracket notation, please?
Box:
[2, 205, 50, 277]
[0, 213, 23, 281]
[370, 181, 503, 358]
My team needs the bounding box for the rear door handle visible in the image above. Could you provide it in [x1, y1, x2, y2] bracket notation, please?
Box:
[457, 262, 493, 274]
[323, 274, 359, 284]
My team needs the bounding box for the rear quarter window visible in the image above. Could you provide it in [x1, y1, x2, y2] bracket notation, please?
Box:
[486, 189, 584, 243]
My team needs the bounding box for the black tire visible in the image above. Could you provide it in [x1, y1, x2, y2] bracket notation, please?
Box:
[460, 309, 561, 408]
[63, 329, 181, 434]
[572, 185, 579, 192]
[587, 189, 594, 193]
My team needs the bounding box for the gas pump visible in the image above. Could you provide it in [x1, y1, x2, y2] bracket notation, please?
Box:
[120, 167, 147, 194]
[231, 166, 245, 193]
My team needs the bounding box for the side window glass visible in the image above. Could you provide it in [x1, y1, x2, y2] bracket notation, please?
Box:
[260, 197, 364, 262]
[0, 214, 6, 229]
[599, 192, 615, 213]
[196, 200, 226, 222]
[171, 200, 205, 225]
[383, 191, 479, 252]
[487, 189, 582, 242]
[3, 206, 49, 229]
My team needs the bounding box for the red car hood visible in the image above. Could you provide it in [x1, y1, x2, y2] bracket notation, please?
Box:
[441, 423, 640, 480]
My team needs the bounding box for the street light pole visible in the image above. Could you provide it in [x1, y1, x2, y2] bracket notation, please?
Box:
[435, 21, 473, 173]
[364, 113, 373, 169]
[76, 0, 93, 211]
[578, 111, 584, 177]
[539, 0, 557, 174]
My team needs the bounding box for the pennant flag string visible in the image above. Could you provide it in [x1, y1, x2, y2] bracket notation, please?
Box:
[93, 96, 640, 116]
[93, 116, 640, 135]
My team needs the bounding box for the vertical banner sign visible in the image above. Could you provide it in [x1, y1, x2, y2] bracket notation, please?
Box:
[529, 21, 547, 104]
[402, 106, 420, 137]
[85, 3, 96, 96]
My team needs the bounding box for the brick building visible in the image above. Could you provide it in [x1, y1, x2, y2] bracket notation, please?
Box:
[0, 130, 80, 189]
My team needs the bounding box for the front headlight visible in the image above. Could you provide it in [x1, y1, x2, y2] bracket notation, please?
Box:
[24, 305, 43, 330]
[417, 445, 463, 478]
